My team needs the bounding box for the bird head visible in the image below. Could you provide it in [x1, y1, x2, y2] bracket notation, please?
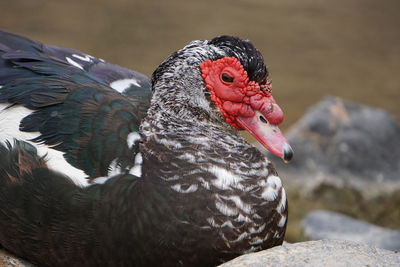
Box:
[151, 36, 293, 162]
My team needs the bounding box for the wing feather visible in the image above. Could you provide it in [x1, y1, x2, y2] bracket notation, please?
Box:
[0, 30, 150, 179]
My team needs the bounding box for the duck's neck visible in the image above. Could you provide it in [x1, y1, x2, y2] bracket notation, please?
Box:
[139, 102, 287, 253]
[140, 103, 275, 191]
[138, 79, 287, 254]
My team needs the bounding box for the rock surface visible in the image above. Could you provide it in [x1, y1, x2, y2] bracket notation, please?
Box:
[0, 249, 32, 267]
[261, 97, 400, 242]
[220, 239, 400, 267]
[267, 96, 400, 196]
[3, 240, 400, 267]
[303, 210, 400, 251]
[284, 96, 400, 180]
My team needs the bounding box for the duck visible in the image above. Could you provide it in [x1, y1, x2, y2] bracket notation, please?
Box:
[0, 30, 293, 266]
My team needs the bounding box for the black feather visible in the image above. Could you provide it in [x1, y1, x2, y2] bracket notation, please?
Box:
[210, 35, 269, 84]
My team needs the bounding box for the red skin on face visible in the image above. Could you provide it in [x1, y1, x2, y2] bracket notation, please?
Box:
[200, 56, 292, 160]
[200, 57, 284, 129]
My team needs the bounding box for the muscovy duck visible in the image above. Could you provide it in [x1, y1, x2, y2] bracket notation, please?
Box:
[0, 30, 293, 266]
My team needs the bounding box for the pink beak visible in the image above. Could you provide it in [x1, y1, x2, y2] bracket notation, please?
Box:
[237, 102, 293, 162]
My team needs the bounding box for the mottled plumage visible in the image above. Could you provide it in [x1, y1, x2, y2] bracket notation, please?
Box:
[0, 31, 289, 266]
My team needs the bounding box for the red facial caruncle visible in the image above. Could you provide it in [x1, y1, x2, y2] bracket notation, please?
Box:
[200, 57, 293, 162]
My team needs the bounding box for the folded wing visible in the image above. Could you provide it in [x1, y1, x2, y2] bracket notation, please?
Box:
[0, 30, 151, 182]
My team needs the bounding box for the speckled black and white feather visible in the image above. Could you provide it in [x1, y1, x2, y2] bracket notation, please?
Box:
[141, 37, 287, 258]
[0, 32, 287, 266]
[0, 30, 151, 185]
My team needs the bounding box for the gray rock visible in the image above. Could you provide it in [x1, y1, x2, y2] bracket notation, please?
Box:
[220, 239, 400, 267]
[303, 210, 400, 251]
[0, 249, 33, 266]
[274, 96, 400, 180]
[266, 96, 400, 196]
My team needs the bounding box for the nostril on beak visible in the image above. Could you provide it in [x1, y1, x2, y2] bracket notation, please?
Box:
[283, 143, 293, 163]
[259, 115, 268, 124]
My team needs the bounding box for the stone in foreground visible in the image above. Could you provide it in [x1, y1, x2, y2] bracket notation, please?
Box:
[220, 239, 400, 267]
[303, 210, 400, 251]
[273, 96, 400, 184]
[0, 249, 33, 267]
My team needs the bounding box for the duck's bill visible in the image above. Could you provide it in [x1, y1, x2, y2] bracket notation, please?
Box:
[237, 112, 293, 162]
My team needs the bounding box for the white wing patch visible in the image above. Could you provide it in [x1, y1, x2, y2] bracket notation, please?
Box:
[90, 176, 109, 185]
[110, 78, 141, 93]
[107, 158, 122, 177]
[0, 104, 88, 186]
[127, 132, 141, 148]
[93, 151, 142, 185]
[129, 152, 143, 177]
[66, 57, 84, 70]
[72, 53, 93, 62]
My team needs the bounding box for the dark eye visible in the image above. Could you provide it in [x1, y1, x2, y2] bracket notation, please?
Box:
[221, 73, 234, 83]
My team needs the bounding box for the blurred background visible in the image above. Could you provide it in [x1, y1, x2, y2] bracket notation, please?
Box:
[2, 0, 399, 127]
[1, 0, 399, 244]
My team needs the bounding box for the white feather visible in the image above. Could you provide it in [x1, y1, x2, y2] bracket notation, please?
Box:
[127, 132, 141, 148]
[170, 183, 198, 193]
[249, 223, 266, 234]
[235, 214, 252, 223]
[157, 138, 183, 149]
[278, 214, 287, 228]
[178, 153, 196, 163]
[261, 186, 278, 201]
[72, 53, 93, 62]
[90, 176, 109, 185]
[215, 200, 239, 216]
[277, 188, 287, 213]
[108, 158, 122, 176]
[222, 195, 253, 214]
[66, 57, 84, 70]
[110, 78, 141, 93]
[267, 175, 282, 189]
[129, 152, 143, 177]
[0, 104, 88, 186]
[207, 166, 244, 190]
[249, 237, 263, 245]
